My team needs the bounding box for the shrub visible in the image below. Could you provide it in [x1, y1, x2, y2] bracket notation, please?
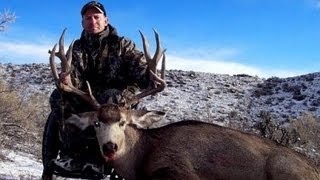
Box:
[0, 80, 50, 158]
[255, 111, 320, 166]
[288, 113, 320, 166]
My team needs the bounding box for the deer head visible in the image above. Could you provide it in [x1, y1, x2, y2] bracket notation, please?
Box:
[49, 28, 167, 160]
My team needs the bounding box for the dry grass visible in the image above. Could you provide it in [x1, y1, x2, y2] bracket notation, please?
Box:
[289, 113, 320, 147]
[288, 113, 320, 165]
[0, 80, 50, 159]
[254, 111, 320, 167]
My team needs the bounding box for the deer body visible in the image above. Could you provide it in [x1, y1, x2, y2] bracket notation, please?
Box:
[75, 115, 319, 180]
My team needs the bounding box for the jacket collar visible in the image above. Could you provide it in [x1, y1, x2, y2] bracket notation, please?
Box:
[80, 24, 118, 48]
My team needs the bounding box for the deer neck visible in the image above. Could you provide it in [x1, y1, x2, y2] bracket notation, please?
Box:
[111, 125, 150, 179]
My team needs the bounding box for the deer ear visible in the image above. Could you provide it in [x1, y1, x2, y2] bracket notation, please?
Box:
[131, 110, 166, 129]
[65, 111, 98, 130]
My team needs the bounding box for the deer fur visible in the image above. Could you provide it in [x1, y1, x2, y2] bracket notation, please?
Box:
[66, 104, 320, 180]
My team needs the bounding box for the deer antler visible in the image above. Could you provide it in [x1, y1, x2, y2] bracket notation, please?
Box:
[49, 28, 101, 110]
[126, 29, 167, 106]
[49, 29, 166, 110]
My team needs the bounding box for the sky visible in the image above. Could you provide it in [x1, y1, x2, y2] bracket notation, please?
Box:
[0, 0, 320, 78]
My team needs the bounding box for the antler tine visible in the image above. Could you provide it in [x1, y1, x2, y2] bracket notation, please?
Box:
[137, 70, 166, 98]
[85, 81, 101, 109]
[66, 40, 75, 70]
[58, 28, 67, 60]
[139, 30, 152, 61]
[59, 28, 72, 73]
[152, 29, 163, 66]
[126, 30, 167, 107]
[49, 29, 101, 110]
[49, 44, 59, 82]
[139, 29, 163, 75]
[126, 69, 166, 106]
[161, 49, 166, 79]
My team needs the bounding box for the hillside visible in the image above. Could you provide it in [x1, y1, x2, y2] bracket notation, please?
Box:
[0, 63, 319, 179]
[1, 63, 319, 125]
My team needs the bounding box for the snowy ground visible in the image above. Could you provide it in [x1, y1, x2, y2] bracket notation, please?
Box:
[0, 63, 319, 178]
[0, 149, 42, 179]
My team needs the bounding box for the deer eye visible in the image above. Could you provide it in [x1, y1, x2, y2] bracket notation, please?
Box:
[119, 121, 125, 127]
[94, 121, 100, 127]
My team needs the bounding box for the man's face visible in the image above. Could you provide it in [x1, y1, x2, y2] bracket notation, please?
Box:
[82, 8, 107, 34]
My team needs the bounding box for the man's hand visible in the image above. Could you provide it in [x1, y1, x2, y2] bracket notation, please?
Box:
[59, 72, 72, 85]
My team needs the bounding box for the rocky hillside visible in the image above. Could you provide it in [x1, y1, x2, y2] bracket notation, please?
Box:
[1, 63, 319, 127]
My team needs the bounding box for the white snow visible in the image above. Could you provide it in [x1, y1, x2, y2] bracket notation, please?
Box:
[0, 149, 42, 179]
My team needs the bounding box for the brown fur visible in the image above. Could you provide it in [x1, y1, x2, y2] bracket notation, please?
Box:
[68, 105, 320, 180]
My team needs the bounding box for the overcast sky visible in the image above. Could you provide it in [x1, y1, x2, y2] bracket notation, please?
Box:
[1, 0, 320, 78]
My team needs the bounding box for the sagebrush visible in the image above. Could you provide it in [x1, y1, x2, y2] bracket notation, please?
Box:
[0, 80, 50, 158]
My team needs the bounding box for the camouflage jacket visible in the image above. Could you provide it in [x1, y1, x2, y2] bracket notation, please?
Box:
[62, 25, 150, 112]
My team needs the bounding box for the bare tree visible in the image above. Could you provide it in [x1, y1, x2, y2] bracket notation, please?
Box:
[0, 10, 16, 32]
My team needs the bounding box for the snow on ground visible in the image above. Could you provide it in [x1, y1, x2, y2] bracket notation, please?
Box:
[0, 63, 319, 178]
[0, 149, 42, 179]
[1, 63, 319, 127]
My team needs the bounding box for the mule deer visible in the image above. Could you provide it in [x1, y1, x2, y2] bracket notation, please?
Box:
[50, 29, 320, 180]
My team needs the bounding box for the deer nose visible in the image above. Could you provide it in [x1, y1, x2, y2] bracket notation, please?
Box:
[102, 142, 118, 156]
